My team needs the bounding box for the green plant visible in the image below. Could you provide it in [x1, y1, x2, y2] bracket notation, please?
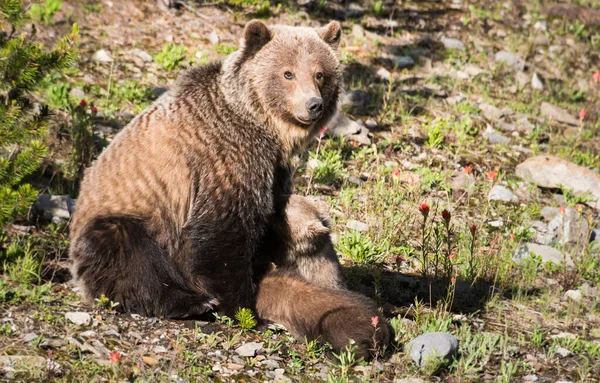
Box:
[95, 293, 120, 310]
[337, 230, 384, 264]
[28, 0, 62, 25]
[154, 43, 187, 71]
[235, 307, 257, 331]
[309, 146, 346, 185]
[214, 44, 237, 55]
[3, 239, 45, 284]
[213, 312, 234, 327]
[0, 2, 78, 231]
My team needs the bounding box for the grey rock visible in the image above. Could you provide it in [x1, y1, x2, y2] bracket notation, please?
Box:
[346, 220, 369, 232]
[342, 90, 369, 108]
[528, 220, 556, 246]
[540, 102, 579, 126]
[79, 330, 97, 338]
[533, 20, 547, 31]
[516, 156, 600, 210]
[563, 290, 582, 303]
[327, 112, 361, 137]
[65, 312, 91, 326]
[235, 342, 263, 357]
[487, 218, 504, 228]
[488, 185, 519, 203]
[512, 243, 574, 269]
[375, 67, 391, 81]
[440, 37, 465, 50]
[207, 31, 220, 45]
[327, 112, 371, 145]
[93, 49, 113, 63]
[495, 51, 525, 71]
[540, 207, 560, 221]
[348, 176, 365, 186]
[547, 208, 589, 246]
[21, 332, 39, 343]
[405, 332, 459, 367]
[449, 171, 476, 193]
[483, 126, 510, 144]
[516, 116, 536, 134]
[0, 356, 62, 376]
[261, 359, 280, 370]
[516, 71, 530, 88]
[479, 103, 503, 120]
[555, 346, 574, 357]
[581, 283, 598, 297]
[496, 121, 516, 132]
[130, 48, 153, 62]
[34, 194, 75, 220]
[532, 72, 544, 90]
[391, 56, 415, 69]
[351, 24, 365, 40]
[523, 374, 539, 382]
[365, 119, 377, 129]
[70, 87, 86, 99]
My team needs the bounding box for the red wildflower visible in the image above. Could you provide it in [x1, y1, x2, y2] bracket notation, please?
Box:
[579, 108, 586, 120]
[319, 126, 327, 138]
[79, 99, 87, 108]
[560, 207, 566, 215]
[91, 106, 98, 114]
[593, 71, 600, 83]
[371, 316, 379, 327]
[418, 203, 430, 218]
[109, 352, 122, 363]
[441, 209, 451, 224]
[485, 171, 498, 181]
[392, 168, 401, 178]
[451, 276, 456, 284]
[575, 204, 584, 213]
[470, 224, 477, 235]
[463, 166, 473, 174]
[449, 253, 456, 261]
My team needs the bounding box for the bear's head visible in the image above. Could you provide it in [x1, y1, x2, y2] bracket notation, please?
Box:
[222, 20, 343, 151]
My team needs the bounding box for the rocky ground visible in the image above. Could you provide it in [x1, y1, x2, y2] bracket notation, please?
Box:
[2, 0, 600, 381]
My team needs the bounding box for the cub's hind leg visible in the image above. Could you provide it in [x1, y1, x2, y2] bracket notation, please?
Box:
[70, 216, 217, 319]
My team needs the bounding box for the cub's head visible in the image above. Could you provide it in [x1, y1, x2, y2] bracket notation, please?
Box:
[224, 20, 343, 141]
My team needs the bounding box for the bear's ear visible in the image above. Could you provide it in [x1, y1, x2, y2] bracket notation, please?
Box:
[241, 20, 272, 58]
[317, 21, 342, 50]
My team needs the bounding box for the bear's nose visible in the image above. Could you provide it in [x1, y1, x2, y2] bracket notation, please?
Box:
[306, 98, 323, 119]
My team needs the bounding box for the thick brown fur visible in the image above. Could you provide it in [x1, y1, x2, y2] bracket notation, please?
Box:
[259, 195, 345, 290]
[256, 269, 390, 360]
[69, 20, 343, 318]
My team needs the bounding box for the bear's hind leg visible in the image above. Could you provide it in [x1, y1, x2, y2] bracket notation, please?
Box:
[70, 216, 217, 319]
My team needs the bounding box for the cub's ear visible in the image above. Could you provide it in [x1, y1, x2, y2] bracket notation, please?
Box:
[241, 20, 272, 58]
[317, 21, 342, 50]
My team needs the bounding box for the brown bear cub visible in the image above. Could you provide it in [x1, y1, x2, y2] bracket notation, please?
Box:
[255, 194, 346, 290]
[256, 195, 390, 360]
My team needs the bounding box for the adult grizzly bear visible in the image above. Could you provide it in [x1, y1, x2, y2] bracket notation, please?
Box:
[70, 20, 343, 318]
[69, 20, 389, 357]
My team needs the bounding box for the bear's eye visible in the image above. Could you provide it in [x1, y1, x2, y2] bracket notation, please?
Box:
[284, 71, 294, 80]
[315, 72, 324, 80]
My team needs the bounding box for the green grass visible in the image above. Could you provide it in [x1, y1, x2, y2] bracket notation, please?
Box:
[154, 44, 188, 71]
